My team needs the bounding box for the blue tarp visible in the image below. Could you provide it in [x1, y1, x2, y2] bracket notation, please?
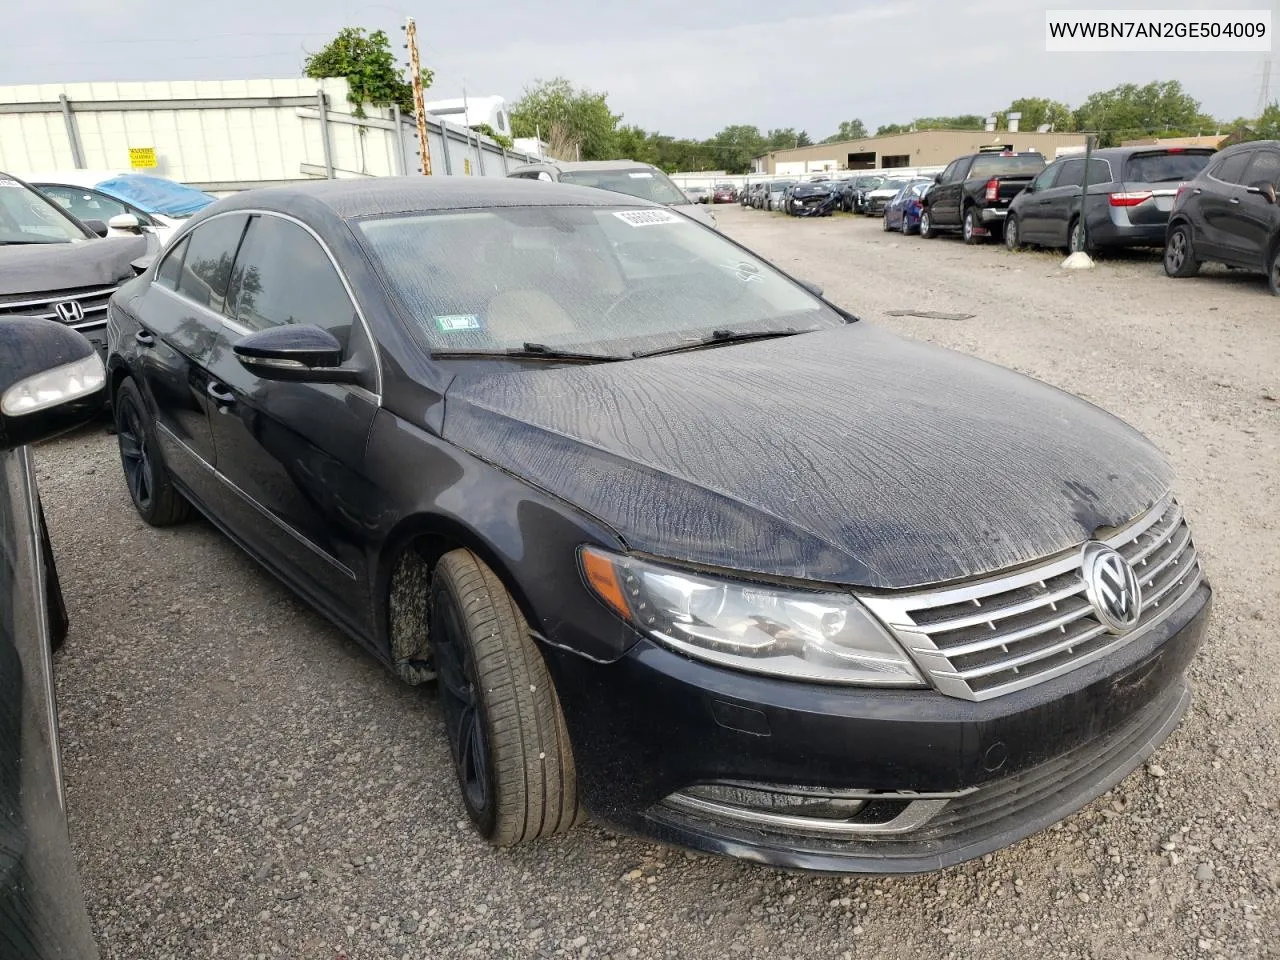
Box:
[94, 175, 216, 218]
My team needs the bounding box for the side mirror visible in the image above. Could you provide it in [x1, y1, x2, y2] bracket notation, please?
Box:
[108, 213, 143, 233]
[82, 218, 108, 238]
[0, 319, 107, 451]
[130, 254, 157, 276]
[233, 325, 362, 384]
[1247, 181, 1277, 204]
[933, 174, 943, 184]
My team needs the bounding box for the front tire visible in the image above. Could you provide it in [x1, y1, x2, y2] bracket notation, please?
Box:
[429, 549, 579, 846]
[1005, 215, 1022, 251]
[882, 211, 893, 232]
[1164, 224, 1201, 278]
[919, 208, 936, 239]
[114, 377, 189, 526]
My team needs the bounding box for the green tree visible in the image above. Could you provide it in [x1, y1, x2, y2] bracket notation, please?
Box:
[705, 125, 767, 173]
[469, 123, 513, 150]
[764, 128, 810, 150]
[876, 115, 985, 135]
[1072, 80, 1213, 146]
[822, 119, 867, 143]
[1001, 97, 1075, 131]
[304, 27, 431, 117]
[509, 77, 621, 161]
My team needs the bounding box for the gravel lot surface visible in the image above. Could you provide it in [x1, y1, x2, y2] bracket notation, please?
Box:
[39, 204, 1280, 960]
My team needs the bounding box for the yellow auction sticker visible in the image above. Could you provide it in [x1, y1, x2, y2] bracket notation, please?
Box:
[128, 147, 158, 169]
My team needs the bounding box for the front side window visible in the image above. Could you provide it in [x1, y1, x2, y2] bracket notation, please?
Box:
[175, 214, 250, 313]
[0, 175, 90, 244]
[1055, 160, 1085, 188]
[358, 205, 846, 358]
[227, 215, 355, 348]
[155, 235, 189, 289]
[1031, 164, 1060, 191]
[39, 186, 135, 224]
[557, 169, 688, 205]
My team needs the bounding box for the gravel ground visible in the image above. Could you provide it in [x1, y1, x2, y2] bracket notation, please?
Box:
[38, 204, 1280, 960]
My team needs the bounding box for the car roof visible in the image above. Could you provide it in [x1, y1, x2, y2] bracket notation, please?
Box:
[209, 176, 654, 220]
[509, 159, 660, 174]
[1053, 146, 1218, 161]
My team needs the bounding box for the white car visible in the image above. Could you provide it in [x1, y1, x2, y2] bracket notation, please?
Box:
[24, 170, 215, 245]
[863, 179, 912, 217]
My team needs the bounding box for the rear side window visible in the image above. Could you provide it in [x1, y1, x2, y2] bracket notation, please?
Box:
[228, 215, 355, 348]
[155, 235, 189, 289]
[176, 214, 250, 313]
[1212, 152, 1253, 185]
[1124, 151, 1213, 183]
[969, 154, 1046, 179]
[1055, 160, 1085, 187]
[1245, 151, 1280, 184]
[1030, 164, 1060, 190]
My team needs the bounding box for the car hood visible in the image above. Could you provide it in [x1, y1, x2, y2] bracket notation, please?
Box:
[670, 203, 716, 227]
[0, 236, 147, 297]
[442, 324, 1172, 590]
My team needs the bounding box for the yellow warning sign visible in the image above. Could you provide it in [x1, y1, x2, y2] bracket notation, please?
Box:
[128, 147, 158, 169]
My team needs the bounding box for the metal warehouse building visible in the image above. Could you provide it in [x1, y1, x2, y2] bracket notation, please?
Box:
[754, 129, 1090, 175]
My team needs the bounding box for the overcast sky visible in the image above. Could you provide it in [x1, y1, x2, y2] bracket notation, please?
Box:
[3, 0, 1269, 139]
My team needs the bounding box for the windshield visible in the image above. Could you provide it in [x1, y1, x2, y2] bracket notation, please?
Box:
[0, 175, 88, 244]
[357, 205, 845, 357]
[878, 180, 909, 192]
[969, 154, 1046, 178]
[1124, 151, 1213, 183]
[558, 169, 688, 205]
[854, 177, 884, 188]
[769, 181, 794, 193]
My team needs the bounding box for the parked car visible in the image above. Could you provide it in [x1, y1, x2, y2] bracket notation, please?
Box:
[786, 180, 839, 217]
[863, 178, 911, 217]
[751, 183, 771, 209]
[0, 317, 106, 960]
[767, 180, 795, 210]
[29, 171, 215, 246]
[920, 151, 1046, 242]
[1163, 140, 1280, 294]
[0, 171, 150, 362]
[883, 179, 934, 234]
[712, 183, 737, 203]
[106, 177, 1209, 874]
[1005, 147, 1215, 254]
[846, 175, 886, 213]
[508, 160, 715, 227]
[739, 184, 755, 207]
[684, 186, 709, 204]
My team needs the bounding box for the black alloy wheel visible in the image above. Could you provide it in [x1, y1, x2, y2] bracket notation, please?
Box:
[114, 378, 189, 526]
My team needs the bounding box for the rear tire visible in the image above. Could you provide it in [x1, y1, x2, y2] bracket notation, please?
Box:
[1004, 215, 1022, 251]
[919, 208, 936, 239]
[429, 549, 579, 846]
[114, 377, 190, 527]
[1269, 248, 1280, 297]
[901, 211, 912, 235]
[962, 207, 983, 244]
[1163, 224, 1201, 278]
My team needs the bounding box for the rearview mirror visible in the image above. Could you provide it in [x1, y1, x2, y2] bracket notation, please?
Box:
[233, 325, 362, 384]
[108, 213, 143, 232]
[0, 319, 107, 450]
[82, 218, 108, 238]
[1247, 181, 1277, 204]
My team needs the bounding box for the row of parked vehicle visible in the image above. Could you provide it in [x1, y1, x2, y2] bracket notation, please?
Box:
[746, 141, 1280, 295]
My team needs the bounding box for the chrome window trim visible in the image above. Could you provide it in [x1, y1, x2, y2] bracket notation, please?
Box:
[152, 282, 252, 337]
[156, 422, 357, 581]
[154, 208, 383, 402]
[1207, 150, 1255, 187]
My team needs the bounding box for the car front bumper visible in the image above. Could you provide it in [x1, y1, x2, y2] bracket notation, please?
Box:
[543, 582, 1210, 874]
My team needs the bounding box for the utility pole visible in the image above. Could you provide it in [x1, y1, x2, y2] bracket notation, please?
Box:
[405, 17, 432, 175]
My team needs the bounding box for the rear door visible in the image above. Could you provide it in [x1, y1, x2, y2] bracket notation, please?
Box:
[1018, 162, 1062, 242]
[930, 158, 969, 226]
[201, 212, 380, 631]
[1197, 150, 1253, 260]
[134, 214, 250, 507]
[1230, 149, 1280, 267]
[1042, 158, 1084, 247]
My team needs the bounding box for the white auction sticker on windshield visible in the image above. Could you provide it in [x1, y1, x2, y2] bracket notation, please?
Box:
[627, 172, 654, 179]
[435, 314, 481, 332]
[613, 209, 684, 227]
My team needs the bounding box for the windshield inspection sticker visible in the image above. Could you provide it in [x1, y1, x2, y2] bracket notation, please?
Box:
[613, 209, 683, 227]
[435, 314, 481, 332]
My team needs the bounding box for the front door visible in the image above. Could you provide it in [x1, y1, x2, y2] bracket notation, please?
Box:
[201, 213, 380, 634]
[930, 159, 968, 227]
[1198, 150, 1253, 261]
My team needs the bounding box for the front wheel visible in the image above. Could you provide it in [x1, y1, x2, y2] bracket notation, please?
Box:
[919, 208, 936, 239]
[429, 549, 579, 846]
[114, 377, 190, 526]
[1005, 215, 1022, 251]
[882, 211, 894, 232]
[1164, 224, 1201, 278]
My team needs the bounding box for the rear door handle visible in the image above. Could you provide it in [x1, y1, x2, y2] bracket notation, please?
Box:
[206, 382, 236, 406]
[1038, 199, 1050, 205]
[135, 330, 155, 347]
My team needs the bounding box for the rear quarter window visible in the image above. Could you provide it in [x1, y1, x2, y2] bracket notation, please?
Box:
[1124, 151, 1214, 183]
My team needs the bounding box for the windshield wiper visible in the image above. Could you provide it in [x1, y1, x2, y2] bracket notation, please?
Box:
[430, 342, 626, 363]
[631, 328, 803, 359]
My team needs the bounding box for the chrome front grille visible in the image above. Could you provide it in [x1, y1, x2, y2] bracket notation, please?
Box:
[0, 285, 118, 332]
[861, 498, 1204, 702]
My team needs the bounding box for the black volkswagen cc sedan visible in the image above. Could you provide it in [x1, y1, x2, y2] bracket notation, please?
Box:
[105, 178, 1210, 873]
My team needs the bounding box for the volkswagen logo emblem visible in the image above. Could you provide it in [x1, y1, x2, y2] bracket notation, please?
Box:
[53, 300, 85, 324]
[1081, 543, 1142, 634]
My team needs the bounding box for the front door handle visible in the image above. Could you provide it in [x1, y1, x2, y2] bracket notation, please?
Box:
[135, 330, 155, 347]
[1038, 199, 1050, 205]
[1229, 197, 1241, 205]
[207, 382, 236, 407]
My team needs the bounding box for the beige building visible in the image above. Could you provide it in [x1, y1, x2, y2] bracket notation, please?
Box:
[753, 129, 1090, 175]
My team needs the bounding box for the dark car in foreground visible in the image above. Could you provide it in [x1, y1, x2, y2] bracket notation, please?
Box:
[1006, 147, 1214, 254]
[786, 180, 839, 217]
[883, 180, 933, 234]
[1164, 140, 1280, 294]
[0, 172, 149, 362]
[106, 177, 1209, 874]
[921, 151, 1046, 242]
[0, 318, 106, 959]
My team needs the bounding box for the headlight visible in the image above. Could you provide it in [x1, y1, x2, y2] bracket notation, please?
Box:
[580, 547, 925, 687]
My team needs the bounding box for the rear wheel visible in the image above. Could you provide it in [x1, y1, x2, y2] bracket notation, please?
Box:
[1004, 215, 1022, 251]
[114, 378, 189, 527]
[1268, 247, 1280, 296]
[1068, 217, 1096, 255]
[919, 208, 936, 239]
[1163, 224, 1200, 278]
[901, 211, 912, 235]
[962, 207, 983, 244]
[429, 549, 579, 846]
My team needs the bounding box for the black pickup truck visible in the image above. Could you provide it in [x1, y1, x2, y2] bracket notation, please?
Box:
[920, 151, 1047, 242]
